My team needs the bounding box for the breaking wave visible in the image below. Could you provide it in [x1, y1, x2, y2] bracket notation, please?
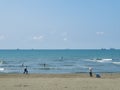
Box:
[112, 62, 120, 65]
[86, 58, 112, 63]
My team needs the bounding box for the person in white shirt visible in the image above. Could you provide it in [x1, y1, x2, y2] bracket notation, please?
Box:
[89, 67, 93, 77]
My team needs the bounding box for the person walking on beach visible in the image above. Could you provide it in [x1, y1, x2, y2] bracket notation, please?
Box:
[23, 66, 28, 74]
[89, 67, 93, 77]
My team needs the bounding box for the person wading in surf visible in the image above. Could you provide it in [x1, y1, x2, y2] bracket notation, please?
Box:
[23, 66, 28, 74]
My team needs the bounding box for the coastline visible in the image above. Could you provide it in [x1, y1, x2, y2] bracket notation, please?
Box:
[0, 73, 120, 78]
[0, 73, 120, 90]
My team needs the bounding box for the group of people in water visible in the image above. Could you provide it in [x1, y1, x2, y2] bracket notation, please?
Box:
[22, 63, 94, 77]
[21, 56, 97, 77]
[22, 63, 46, 74]
[22, 65, 100, 78]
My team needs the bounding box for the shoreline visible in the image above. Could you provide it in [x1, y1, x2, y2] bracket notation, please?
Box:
[0, 73, 120, 78]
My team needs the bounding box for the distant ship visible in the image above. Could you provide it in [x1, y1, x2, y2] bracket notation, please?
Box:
[17, 48, 20, 50]
[101, 48, 107, 50]
[109, 48, 116, 50]
[101, 48, 116, 50]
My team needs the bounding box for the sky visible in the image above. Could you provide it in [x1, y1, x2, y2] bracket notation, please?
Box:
[0, 0, 120, 49]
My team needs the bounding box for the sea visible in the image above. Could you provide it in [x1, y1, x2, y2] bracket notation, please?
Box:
[0, 49, 120, 74]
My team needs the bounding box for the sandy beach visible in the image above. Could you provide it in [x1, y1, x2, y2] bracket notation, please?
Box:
[0, 73, 120, 90]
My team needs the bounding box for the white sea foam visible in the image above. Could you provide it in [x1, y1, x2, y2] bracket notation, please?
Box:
[112, 62, 120, 65]
[0, 68, 4, 71]
[85, 59, 97, 62]
[86, 58, 112, 63]
[96, 59, 112, 63]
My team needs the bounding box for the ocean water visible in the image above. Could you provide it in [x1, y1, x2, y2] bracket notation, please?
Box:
[0, 49, 120, 74]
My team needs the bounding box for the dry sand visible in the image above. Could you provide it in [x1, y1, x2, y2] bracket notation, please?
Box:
[0, 73, 120, 90]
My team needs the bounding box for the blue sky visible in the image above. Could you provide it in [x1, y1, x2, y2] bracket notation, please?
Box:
[0, 0, 120, 49]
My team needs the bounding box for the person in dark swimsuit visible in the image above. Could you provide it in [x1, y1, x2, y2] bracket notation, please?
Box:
[23, 66, 28, 74]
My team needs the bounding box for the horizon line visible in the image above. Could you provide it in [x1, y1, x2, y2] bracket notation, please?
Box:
[0, 48, 119, 50]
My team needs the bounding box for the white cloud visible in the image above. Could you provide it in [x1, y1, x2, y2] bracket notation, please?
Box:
[63, 38, 68, 41]
[0, 35, 5, 40]
[62, 32, 68, 41]
[96, 32, 104, 35]
[33, 35, 44, 40]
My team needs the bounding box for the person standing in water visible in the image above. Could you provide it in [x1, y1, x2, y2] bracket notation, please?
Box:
[89, 67, 93, 77]
[23, 66, 28, 74]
